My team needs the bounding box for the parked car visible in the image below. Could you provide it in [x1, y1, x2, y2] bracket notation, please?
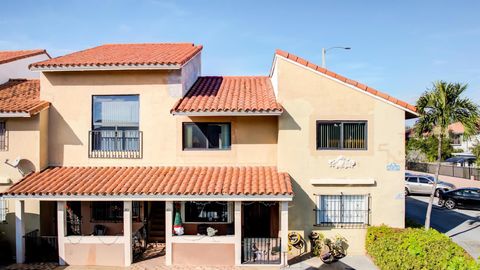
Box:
[438, 188, 480, 210]
[405, 174, 456, 197]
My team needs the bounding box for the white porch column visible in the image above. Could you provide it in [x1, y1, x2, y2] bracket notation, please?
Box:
[165, 201, 173, 266]
[124, 201, 132, 267]
[15, 200, 25, 264]
[234, 201, 242, 266]
[57, 201, 66, 266]
[280, 201, 289, 266]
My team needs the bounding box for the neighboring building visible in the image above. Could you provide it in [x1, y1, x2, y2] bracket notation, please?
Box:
[0, 50, 50, 84]
[0, 49, 51, 262]
[449, 122, 480, 154]
[1, 43, 416, 267]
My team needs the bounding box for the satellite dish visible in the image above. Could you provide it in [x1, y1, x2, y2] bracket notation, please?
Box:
[5, 157, 22, 167]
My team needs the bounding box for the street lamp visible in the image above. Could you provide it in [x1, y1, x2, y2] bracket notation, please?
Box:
[322, 46, 351, 68]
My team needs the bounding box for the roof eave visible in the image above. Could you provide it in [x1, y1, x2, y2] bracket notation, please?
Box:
[1, 194, 294, 201]
[171, 111, 283, 116]
[30, 63, 183, 72]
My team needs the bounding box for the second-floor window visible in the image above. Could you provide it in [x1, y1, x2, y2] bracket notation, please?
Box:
[316, 121, 367, 150]
[90, 95, 141, 158]
[183, 123, 231, 150]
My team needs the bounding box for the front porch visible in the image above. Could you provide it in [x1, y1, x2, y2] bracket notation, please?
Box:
[4, 165, 293, 268]
[12, 199, 289, 267]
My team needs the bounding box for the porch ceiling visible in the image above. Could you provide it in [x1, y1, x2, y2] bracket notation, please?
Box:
[2, 166, 293, 201]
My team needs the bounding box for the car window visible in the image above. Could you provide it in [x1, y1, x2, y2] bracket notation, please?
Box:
[454, 190, 465, 196]
[407, 177, 418, 183]
[419, 178, 430, 184]
[463, 190, 480, 197]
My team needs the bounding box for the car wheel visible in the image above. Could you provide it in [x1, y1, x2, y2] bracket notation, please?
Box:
[405, 188, 410, 196]
[445, 199, 456, 210]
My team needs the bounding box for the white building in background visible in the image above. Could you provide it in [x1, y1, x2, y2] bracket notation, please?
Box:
[449, 122, 480, 155]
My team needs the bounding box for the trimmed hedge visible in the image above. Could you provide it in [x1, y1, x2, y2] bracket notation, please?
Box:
[366, 225, 479, 270]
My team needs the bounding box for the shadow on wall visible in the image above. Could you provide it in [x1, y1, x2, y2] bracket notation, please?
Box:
[287, 178, 317, 264]
[49, 106, 82, 165]
[279, 109, 301, 131]
[0, 212, 40, 264]
[45, 70, 171, 86]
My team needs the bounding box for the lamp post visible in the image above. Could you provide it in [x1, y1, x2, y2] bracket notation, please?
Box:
[322, 46, 351, 68]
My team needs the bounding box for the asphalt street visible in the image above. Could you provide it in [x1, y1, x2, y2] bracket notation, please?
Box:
[406, 195, 480, 260]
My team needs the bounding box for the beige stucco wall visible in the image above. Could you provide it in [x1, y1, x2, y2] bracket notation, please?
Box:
[40, 70, 277, 167]
[172, 243, 235, 265]
[64, 242, 124, 266]
[274, 57, 406, 255]
[0, 110, 48, 258]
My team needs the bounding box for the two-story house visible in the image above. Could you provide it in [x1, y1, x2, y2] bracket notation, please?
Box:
[2, 43, 417, 267]
[0, 49, 50, 261]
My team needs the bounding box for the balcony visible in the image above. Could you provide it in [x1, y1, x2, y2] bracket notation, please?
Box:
[88, 130, 143, 159]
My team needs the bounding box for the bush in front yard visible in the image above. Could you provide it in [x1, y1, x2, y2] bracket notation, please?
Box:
[366, 225, 479, 270]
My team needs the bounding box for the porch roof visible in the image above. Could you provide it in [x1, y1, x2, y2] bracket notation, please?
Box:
[3, 166, 293, 201]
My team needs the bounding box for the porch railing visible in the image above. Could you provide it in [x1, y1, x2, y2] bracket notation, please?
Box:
[24, 229, 58, 262]
[242, 237, 281, 265]
[89, 130, 143, 159]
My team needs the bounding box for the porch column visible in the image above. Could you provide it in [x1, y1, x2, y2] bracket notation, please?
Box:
[234, 201, 242, 266]
[57, 201, 66, 266]
[165, 201, 173, 266]
[280, 201, 289, 266]
[124, 201, 132, 267]
[15, 200, 25, 264]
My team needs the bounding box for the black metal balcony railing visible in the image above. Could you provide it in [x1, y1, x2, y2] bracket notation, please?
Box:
[89, 130, 143, 159]
[242, 237, 281, 265]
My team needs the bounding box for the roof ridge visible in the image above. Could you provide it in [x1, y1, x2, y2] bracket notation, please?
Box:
[274, 49, 417, 114]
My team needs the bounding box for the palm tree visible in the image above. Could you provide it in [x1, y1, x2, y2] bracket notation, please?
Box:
[415, 81, 479, 230]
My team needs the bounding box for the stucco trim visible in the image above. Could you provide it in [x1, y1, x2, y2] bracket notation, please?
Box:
[310, 178, 375, 185]
[2, 194, 293, 201]
[0, 112, 31, 117]
[271, 55, 419, 117]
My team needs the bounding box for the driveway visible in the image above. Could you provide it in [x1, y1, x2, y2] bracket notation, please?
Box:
[406, 195, 480, 260]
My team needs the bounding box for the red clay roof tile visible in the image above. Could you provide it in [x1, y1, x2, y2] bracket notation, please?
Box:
[31, 43, 202, 69]
[275, 49, 417, 113]
[0, 79, 50, 115]
[171, 76, 283, 114]
[0, 50, 48, 65]
[5, 166, 293, 197]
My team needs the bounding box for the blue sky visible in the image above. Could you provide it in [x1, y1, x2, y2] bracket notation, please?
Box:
[1, 0, 479, 105]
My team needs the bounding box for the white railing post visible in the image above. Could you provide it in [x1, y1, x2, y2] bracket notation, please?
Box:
[165, 201, 173, 266]
[280, 201, 289, 266]
[57, 201, 66, 265]
[124, 201, 132, 267]
[234, 201, 242, 266]
[15, 200, 25, 264]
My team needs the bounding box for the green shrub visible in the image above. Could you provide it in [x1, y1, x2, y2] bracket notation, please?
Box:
[366, 225, 479, 270]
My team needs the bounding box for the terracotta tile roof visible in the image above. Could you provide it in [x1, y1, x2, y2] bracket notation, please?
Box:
[448, 122, 465, 134]
[31, 43, 202, 69]
[0, 79, 50, 115]
[4, 166, 293, 197]
[171, 76, 283, 114]
[0, 49, 48, 65]
[275, 49, 417, 114]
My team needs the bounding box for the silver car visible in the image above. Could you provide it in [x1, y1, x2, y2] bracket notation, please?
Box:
[405, 174, 455, 197]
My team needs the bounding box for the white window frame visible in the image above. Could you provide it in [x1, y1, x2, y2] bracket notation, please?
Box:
[180, 201, 233, 224]
[315, 194, 369, 225]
